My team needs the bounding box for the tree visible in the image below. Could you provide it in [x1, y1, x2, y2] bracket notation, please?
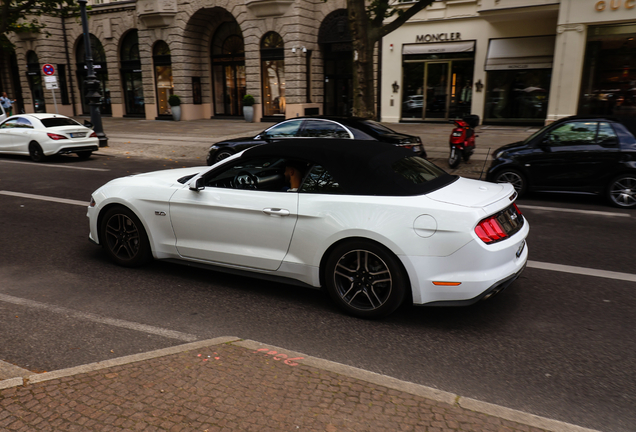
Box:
[0, 0, 77, 42]
[347, 0, 435, 119]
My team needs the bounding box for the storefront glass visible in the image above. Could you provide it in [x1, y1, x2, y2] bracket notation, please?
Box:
[76, 34, 111, 115]
[153, 41, 173, 117]
[261, 32, 285, 118]
[211, 22, 246, 117]
[401, 51, 474, 121]
[120, 30, 145, 116]
[484, 70, 551, 124]
[579, 23, 636, 119]
[26, 51, 45, 113]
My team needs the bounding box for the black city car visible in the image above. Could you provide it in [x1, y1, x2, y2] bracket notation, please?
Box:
[486, 116, 636, 208]
[206, 116, 425, 165]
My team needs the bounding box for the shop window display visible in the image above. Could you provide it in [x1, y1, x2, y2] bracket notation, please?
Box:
[484, 70, 551, 124]
[579, 24, 636, 119]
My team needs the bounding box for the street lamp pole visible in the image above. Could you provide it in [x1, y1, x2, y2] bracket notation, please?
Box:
[78, 0, 108, 147]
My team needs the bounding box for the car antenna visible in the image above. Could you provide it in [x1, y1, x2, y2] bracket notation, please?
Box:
[479, 148, 491, 180]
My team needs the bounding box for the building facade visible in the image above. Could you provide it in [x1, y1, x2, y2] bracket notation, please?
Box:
[381, 0, 636, 125]
[2, 0, 636, 126]
[0, 0, 354, 123]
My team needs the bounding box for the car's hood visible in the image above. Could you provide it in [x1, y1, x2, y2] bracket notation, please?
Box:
[130, 166, 205, 183]
[495, 140, 527, 154]
[427, 177, 514, 208]
[214, 136, 258, 144]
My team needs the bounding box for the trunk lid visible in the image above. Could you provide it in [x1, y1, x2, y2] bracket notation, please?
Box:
[427, 177, 515, 208]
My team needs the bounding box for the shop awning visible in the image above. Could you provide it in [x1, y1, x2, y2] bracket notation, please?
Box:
[402, 41, 475, 55]
[485, 35, 556, 70]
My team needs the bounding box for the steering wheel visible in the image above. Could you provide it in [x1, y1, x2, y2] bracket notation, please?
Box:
[233, 170, 258, 189]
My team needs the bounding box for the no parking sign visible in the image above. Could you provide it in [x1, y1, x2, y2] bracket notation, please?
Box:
[42, 64, 55, 76]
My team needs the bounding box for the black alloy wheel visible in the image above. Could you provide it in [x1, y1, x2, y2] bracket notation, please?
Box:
[100, 206, 152, 267]
[208, 148, 234, 165]
[495, 169, 527, 197]
[607, 174, 636, 209]
[29, 142, 47, 162]
[76, 151, 92, 160]
[324, 240, 407, 319]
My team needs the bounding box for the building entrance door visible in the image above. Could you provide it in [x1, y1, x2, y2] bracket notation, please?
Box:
[424, 62, 449, 120]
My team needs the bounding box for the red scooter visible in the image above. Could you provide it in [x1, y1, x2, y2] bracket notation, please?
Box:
[448, 115, 479, 168]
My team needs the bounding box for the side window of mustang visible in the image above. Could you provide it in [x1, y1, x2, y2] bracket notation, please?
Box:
[300, 165, 345, 194]
[204, 157, 288, 191]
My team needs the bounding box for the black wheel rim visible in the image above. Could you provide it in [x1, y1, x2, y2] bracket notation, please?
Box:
[333, 249, 392, 311]
[610, 176, 636, 207]
[216, 151, 232, 163]
[497, 172, 523, 193]
[104, 213, 141, 261]
[30, 145, 43, 161]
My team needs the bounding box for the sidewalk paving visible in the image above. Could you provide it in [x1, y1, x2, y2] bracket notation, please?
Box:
[1, 338, 599, 432]
[1, 117, 598, 432]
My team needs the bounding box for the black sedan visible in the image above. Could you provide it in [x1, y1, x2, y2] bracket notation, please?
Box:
[206, 116, 425, 165]
[486, 116, 636, 208]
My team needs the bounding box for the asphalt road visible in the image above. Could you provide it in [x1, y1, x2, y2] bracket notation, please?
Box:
[0, 152, 634, 432]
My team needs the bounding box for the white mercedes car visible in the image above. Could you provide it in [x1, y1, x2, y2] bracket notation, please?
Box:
[87, 140, 529, 318]
[0, 113, 98, 161]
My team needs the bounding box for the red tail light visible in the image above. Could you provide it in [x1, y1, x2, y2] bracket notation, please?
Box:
[475, 217, 508, 243]
[89, 131, 97, 138]
[47, 133, 68, 140]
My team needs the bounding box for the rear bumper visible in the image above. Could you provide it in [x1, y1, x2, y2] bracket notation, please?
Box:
[56, 145, 99, 155]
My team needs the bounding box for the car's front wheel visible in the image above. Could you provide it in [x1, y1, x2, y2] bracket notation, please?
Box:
[324, 240, 407, 319]
[607, 174, 636, 208]
[100, 206, 152, 267]
[208, 148, 234, 165]
[495, 169, 527, 197]
[76, 151, 92, 160]
[29, 142, 47, 162]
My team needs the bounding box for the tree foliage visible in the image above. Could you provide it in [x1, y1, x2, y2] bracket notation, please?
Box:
[346, 0, 435, 119]
[0, 0, 78, 38]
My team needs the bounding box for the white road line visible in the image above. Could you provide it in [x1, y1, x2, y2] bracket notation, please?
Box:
[528, 260, 636, 283]
[0, 159, 109, 171]
[0, 190, 88, 207]
[519, 204, 630, 218]
[0, 293, 198, 342]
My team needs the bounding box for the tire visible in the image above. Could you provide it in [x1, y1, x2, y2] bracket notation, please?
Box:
[324, 240, 407, 319]
[76, 151, 92, 160]
[208, 149, 234, 165]
[607, 174, 636, 209]
[100, 206, 152, 267]
[495, 169, 527, 197]
[29, 142, 47, 162]
[462, 149, 472, 163]
[448, 148, 461, 168]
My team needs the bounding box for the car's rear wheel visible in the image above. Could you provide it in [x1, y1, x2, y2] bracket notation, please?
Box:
[607, 174, 636, 208]
[324, 240, 407, 319]
[29, 142, 47, 162]
[100, 206, 152, 267]
[495, 169, 527, 197]
[76, 151, 92, 160]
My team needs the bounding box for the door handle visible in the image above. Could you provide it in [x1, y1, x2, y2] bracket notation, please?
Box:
[263, 208, 290, 217]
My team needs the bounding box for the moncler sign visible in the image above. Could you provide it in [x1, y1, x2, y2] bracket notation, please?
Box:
[416, 32, 462, 43]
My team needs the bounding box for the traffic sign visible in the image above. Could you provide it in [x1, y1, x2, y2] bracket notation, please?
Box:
[42, 64, 55, 76]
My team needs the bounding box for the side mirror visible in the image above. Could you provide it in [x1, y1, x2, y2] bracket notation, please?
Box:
[189, 177, 205, 191]
[260, 132, 271, 141]
[84, 120, 94, 129]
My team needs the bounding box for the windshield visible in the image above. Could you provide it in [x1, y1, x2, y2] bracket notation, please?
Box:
[41, 118, 82, 128]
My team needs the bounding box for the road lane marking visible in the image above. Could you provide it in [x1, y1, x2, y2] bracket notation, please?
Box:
[0, 159, 110, 171]
[0, 191, 88, 207]
[528, 260, 636, 283]
[518, 204, 630, 218]
[0, 293, 198, 342]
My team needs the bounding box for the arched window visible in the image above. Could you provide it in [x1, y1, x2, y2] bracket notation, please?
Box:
[26, 51, 46, 113]
[211, 22, 245, 116]
[153, 41, 173, 117]
[120, 30, 145, 116]
[261, 32, 285, 118]
[76, 34, 111, 115]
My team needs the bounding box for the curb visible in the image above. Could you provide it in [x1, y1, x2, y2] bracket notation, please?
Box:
[1, 337, 603, 432]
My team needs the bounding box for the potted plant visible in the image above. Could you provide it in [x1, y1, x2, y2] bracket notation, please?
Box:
[168, 94, 181, 121]
[243, 94, 255, 123]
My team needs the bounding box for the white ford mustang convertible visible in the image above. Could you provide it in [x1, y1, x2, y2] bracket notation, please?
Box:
[88, 140, 528, 318]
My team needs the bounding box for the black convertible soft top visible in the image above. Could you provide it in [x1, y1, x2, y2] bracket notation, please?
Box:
[244, 139, 457, 196]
